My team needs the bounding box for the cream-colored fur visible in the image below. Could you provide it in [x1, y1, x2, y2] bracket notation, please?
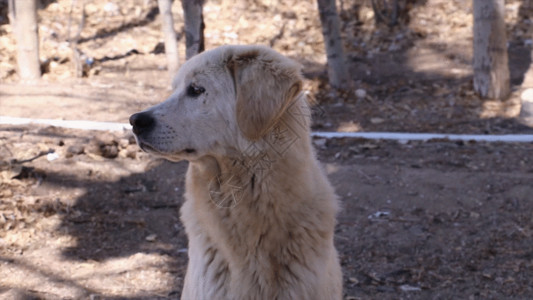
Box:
[130, 45, 342, 300]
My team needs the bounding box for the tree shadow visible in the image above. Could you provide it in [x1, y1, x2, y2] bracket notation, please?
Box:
[0, 255, 97, 298]
[0, 126, 86, 140]
[0, 253, 181, 299]
[508, 0, 533, 86]
[0, 127, 191, 297]
[53, 159, 188, 262]
[13, 156, 191, 298]
[313, 0, 533, 134]
[77, 5, 159, 44]
[339, 0, 429, 28]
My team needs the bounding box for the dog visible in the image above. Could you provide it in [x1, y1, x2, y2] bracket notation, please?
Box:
[130, 45, 342, 300]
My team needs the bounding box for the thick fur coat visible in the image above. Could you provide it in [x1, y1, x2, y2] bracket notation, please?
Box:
[130, 45, 342, 300]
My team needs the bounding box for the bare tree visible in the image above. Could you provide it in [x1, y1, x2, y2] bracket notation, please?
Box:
[7, 0, 15, 25]
[473, 0, 510, 100]
[316, 0, 350, 90]
[67, 0, 86, 78]
[519, 49, 533, 126]
[371, 0, 399, 27]
[181, 0, 205, 60]
[10, 0, 41, 81]
[158, 0, 180, 75]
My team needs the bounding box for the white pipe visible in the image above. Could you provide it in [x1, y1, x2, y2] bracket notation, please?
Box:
[311, 131, 533, 143]
[0, 116, 132, 132]
[1, 116, 533, 143]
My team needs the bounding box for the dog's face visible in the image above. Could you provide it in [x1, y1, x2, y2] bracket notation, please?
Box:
[130, 45, 303, 162]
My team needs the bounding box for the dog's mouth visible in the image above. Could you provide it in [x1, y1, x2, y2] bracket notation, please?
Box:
[137, 141, 163, 155]
[138, 141, 156, 153]
[137, 141, 197, 158]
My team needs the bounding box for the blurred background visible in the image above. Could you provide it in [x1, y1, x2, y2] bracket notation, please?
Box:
[0, 0, 532, 299]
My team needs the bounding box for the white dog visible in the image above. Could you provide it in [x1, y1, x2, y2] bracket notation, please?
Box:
[130, 45, 342, 300]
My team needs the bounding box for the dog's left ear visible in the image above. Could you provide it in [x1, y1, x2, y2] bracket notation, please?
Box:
[227, 46, 303, 140]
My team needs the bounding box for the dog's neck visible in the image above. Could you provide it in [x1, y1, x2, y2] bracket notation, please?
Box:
[184, 121, 337, 293]
[190, 127, 312, 208]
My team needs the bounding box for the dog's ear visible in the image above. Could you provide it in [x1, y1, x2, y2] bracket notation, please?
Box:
[227, 47, 303, 140]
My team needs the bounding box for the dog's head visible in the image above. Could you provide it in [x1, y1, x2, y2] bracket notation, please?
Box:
[130, 45, 304, 161]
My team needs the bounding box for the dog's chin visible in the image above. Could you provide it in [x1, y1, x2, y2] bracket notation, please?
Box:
[137, 141, 199, 162]
[165, 149, 200, 162]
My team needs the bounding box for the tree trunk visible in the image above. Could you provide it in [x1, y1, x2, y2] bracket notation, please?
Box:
[316, 0, 350, 90]
[473, 0, 510, 100]
[158, 0, 180, 76]
[67, 0, 86, 78]
[519, 49, 533, 126]
[181, 0, 205, 60]
[371, 0, 399, 27]
[7, 0, 15, 25]
[13, 0, 41, 81]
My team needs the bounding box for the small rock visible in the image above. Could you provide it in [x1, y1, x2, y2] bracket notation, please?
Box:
[119, 145, 138, 159]
[90, 294, 102, 300]
[521, 88, 533, 102]
[47, 152, 59, 161]
[470, 211, 480, 219]
[368, 211, 390, 220]
[100, 144, 119, 159]
[338, 121, 360, 132]
[66, 145, 85, 157]
[0, 189, 13, 198]
[313, 138, 327, 148]
[145, 234, 157, 242]
[126, 144, 138, 158]
[348, 277, 359, 284]
[399, 284, 421, 292]
[370, 117, 385, 124]
[87, 135, 119, 159]
[118, 138, 130, 149]
[103, 2, 120, 15]
[520, 88, 533, 125]
[355, 88, 366, 99]
[98, 132, 117, 145]
[398, 139, 409, 145]
[361, 142, 378, 150]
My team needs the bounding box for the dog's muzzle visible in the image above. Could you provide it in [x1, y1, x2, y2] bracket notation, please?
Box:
[129, 111, 155, 136]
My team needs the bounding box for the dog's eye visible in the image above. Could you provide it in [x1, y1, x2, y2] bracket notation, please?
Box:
[187, 84, 205, 97]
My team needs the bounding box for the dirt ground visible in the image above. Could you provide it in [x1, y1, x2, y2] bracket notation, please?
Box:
[1, 0, 533, 299]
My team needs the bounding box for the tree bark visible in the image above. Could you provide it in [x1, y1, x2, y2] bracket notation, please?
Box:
[7, 0, 15, 26]
[158, 0, 180, 76]
[371, 0, 399, 27]
[316, 0, 350, 90]
[181, 0, 205, 60]
[13, 0, 41, 81]
[473, 0, 510, 100]
[519, 49, 533, 126]
[67, 0, 86, 78]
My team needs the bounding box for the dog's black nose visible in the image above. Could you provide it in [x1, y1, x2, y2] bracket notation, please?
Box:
[129, 111, 155, 135]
